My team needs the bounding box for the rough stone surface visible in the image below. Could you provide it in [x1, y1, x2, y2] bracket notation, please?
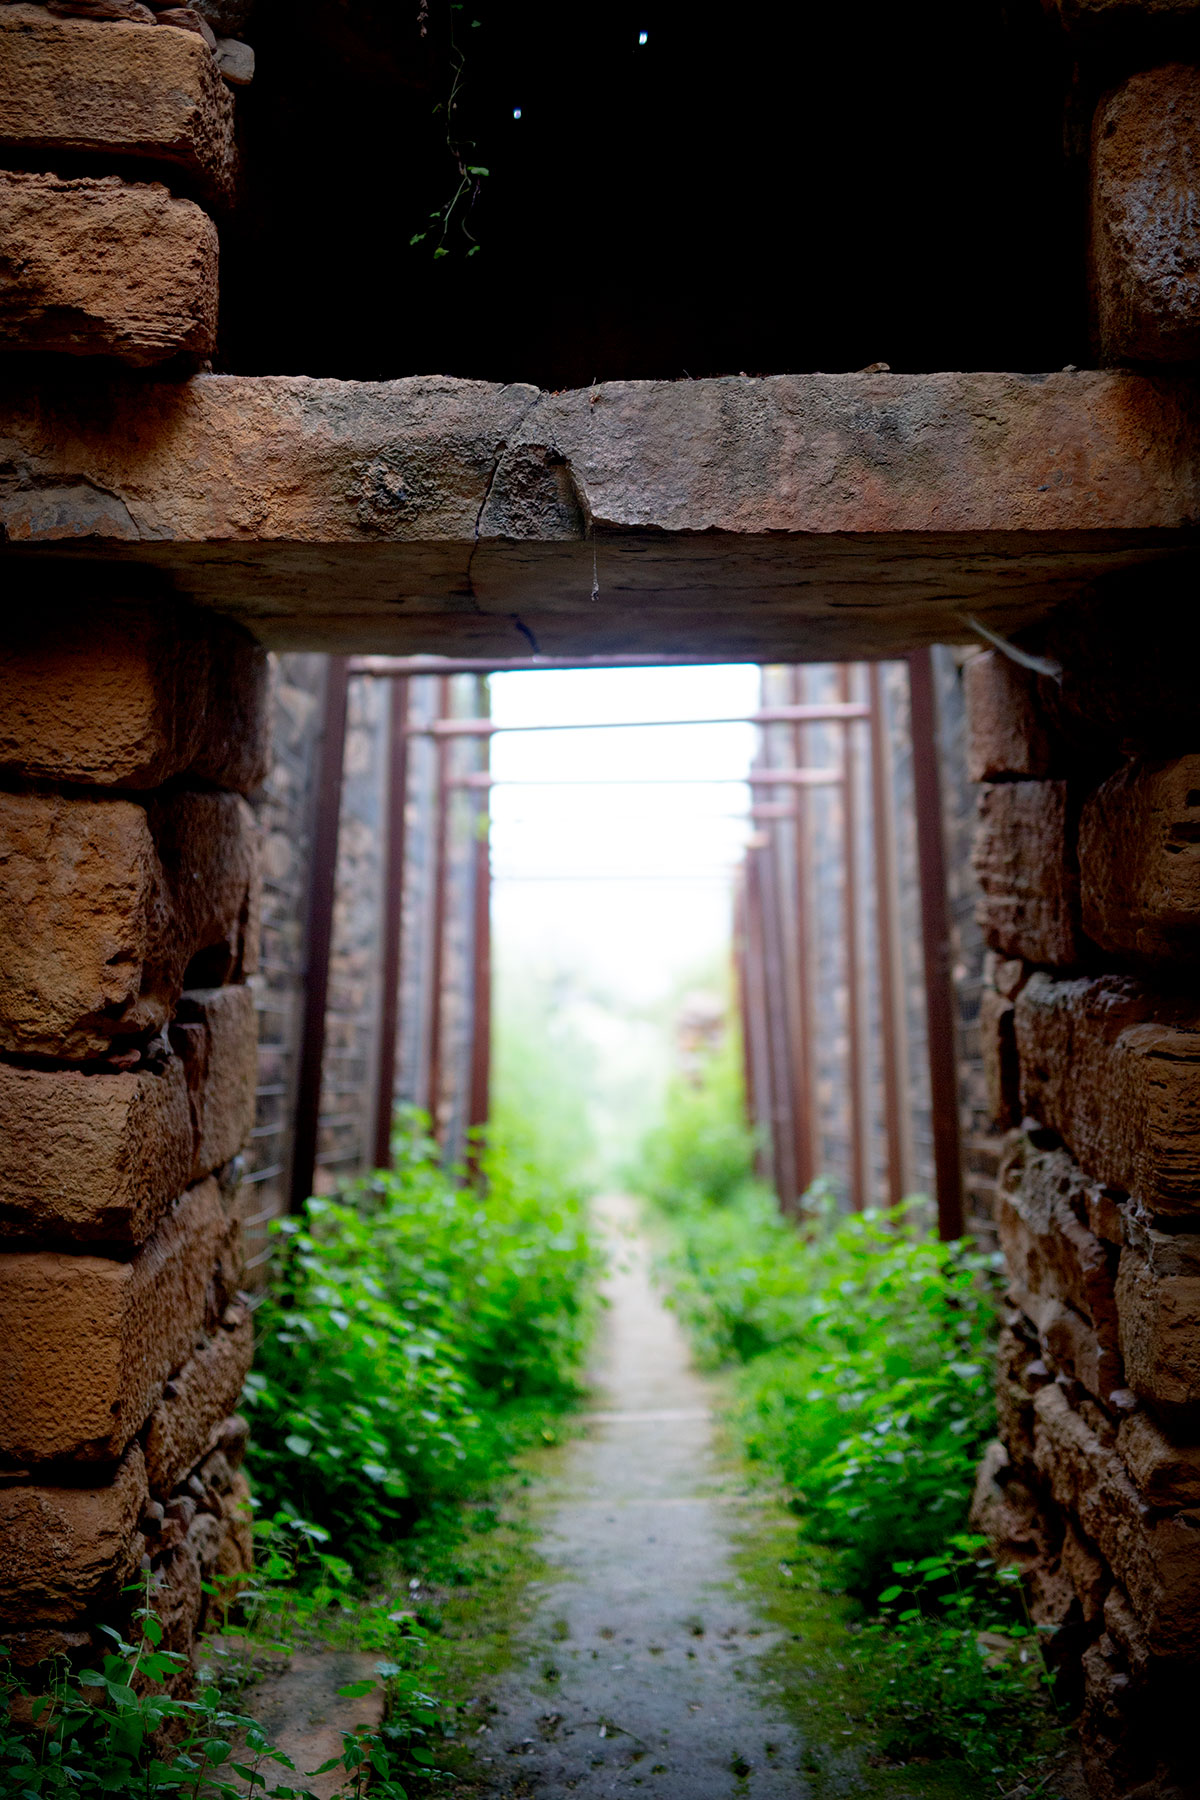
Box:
[997, 1138, 1120, 1350]
[1033, 1382, 1200, 1660]
[0, 1443, 147, 1622]
[974, 780, 1081, 965]
[1118, 1409, 1200, 1507]
[1, 371, 1198, 657]
[0, 4, 237, 205]
[1015, 972, 1200, 1218]
[980, 984, 1019, 1127]
[213, 34, 251, 82]
[1091, 65, 1200, 365]
[171, 984, 257, 1180]
[1116, 1239, 1200, 1424]
[964, 648, 1062, 781]
[0, 1178, 230, 1464]
[0, 598, 269, 793]
[0, 787, 258, 1059]
[1079, 754, 1200, 961]
[0, 171, 217, 365]
[0, 1056, 191, 1246]
[143, 1314, 252, 1496]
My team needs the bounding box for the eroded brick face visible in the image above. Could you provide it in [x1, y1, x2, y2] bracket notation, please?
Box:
[0, 595, 260, 1686]
[965, 625, 1200, 1800]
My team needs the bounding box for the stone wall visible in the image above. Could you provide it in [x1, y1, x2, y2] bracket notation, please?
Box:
[0, 595, 264, 1687]
[968, 594, 1200, 1798]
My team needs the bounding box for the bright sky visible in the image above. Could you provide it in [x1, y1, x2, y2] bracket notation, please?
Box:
[488, 665, 761, 1004]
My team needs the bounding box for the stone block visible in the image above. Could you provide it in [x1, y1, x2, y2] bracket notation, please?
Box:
[1079, 754, 1200, 962]
[997, 1138, 1120, 1341]
[0, 1056, 191, 1246]
[1015, 971, 1200, 1219]
[171, 985, 257, 1180]
[0, 788, 258, 1059]
[1034, 1382, 1200, 1659]
[143, 1306, 253, 1496]
[0, 1443, 146, 1622]
[0, 3, 237, 207]
[0, 598, 269, 793]
[964, 649, 1061, 781]
[980, 985, 1019, 1127]
[973, 781, 1080, 965]
[1116, 1235, 1200, 1424]
[0, 1178, 228, 1464]
[0, 171, 217, 366]
[1118, 1409, 1200, 1507]
[1091, 65, 1200, 366]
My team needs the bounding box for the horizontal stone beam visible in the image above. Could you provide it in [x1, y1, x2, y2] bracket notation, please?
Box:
[2, 369, 1198, 658]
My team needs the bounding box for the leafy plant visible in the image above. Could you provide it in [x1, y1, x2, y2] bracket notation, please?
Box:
[243, 1117, 597, 1573]
[636, 1036, 765, 1215]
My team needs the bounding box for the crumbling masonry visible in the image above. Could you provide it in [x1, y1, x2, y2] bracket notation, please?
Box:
[2, 0, 1200, 1791]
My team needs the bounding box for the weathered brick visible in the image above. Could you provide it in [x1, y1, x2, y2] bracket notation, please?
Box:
[1116, 1230, 1200, 1425]
[963, 648, 1061, 782]
[997, 1138, 1120, 1342]
[0, 170, 217, 365]
[0, 1056, 191, 1246]
[1015, 971, 1200, 1218]
[1034, 1382, 1200, 1660]
[0, 1443, 146, 1623]
[980, 984, 1019, 1127]
[171, 985, 257, 1180]
[0, 1178, 229, 1464]
[1091, 64, 1200, 366]
[0, 788, 258, 1058]
[973, 781, 1080, 965]
[1079, 755, 1200, 962]
[0, 600, 269, 793]
[1118, 1410, 1200, 1509]
[0, 3, 237, 206]
[143, 1307, 253, 1497]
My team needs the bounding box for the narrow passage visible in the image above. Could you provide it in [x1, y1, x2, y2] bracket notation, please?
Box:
[469, 1195, 805, 1796]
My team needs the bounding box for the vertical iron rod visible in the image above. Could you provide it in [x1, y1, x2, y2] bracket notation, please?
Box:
[425, 676, 452, 1145]
[467, 678, 492, 1169]
[907, 648, 965, 1241]
[838, 666, 867, 1210]
[743, 849, 777, 1189]
[372, 676, 411, 1170]
[868, 663, 905, 1207]
[788, 666, 817, 1195]
[732, 875, 756, 1132]
[757, 829, 799, 1210]
[290, 655, 350, 1213]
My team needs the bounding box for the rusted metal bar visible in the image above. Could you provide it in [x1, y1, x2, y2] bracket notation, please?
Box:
[467, 677, 492, 1172]
[289, 655, 350, 1214]
[756, 822, 799, 1210]
[742, 846, 776, 1187]
[350, 654, 740, 676]
[838, 665, 867, 1211]
[371, 676, 411, 1171]
[732, 874, 756, 1133]
[907, 647, 965, 1241]
[868, 663, 905, 1207]
[789, 665, 817, 1196]
[424, 676, 452, 1145]
[748, 768, 842, 786]
[406, 706, 870, 738]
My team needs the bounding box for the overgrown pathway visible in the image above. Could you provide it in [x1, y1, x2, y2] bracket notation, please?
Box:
[463, 1195, 806, 1795]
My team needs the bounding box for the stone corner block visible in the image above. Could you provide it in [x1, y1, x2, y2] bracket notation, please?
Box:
[143, 1305, 253, 1497]
[963, 649, 1061, 782]
[1091, 64, 1200, 366]
[0, 1056, 192, 1246]
[973, 780, 1081, 966]
[0, 599, 269, 792]
[0, 1177, 229, 1465]
[1079, 754, 1200, 963]
[0, 3, 237, 207]
[0, 1442, 147, 1624]
[0, 170, 217, 367]
[171, 983, 257, 1181]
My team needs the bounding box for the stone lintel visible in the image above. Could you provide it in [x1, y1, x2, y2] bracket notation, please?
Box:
[1, 369, 1198, 658]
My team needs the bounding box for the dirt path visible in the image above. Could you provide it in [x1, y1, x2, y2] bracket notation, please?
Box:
[468, 1195, 807, 1796]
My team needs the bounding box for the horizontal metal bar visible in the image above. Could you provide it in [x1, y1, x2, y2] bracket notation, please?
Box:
[242, 1162, 284, 1186]
[410, 705, 865, 738]
[747, 768, 841, 786]
[350, 654, 751, 677]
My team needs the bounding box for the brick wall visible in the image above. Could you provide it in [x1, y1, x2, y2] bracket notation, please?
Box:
[967, 606, 1200, 1798]
[0, 596, 263, 1687]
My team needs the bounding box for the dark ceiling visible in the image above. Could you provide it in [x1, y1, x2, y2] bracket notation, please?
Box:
[218, 0, 1082, 385]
